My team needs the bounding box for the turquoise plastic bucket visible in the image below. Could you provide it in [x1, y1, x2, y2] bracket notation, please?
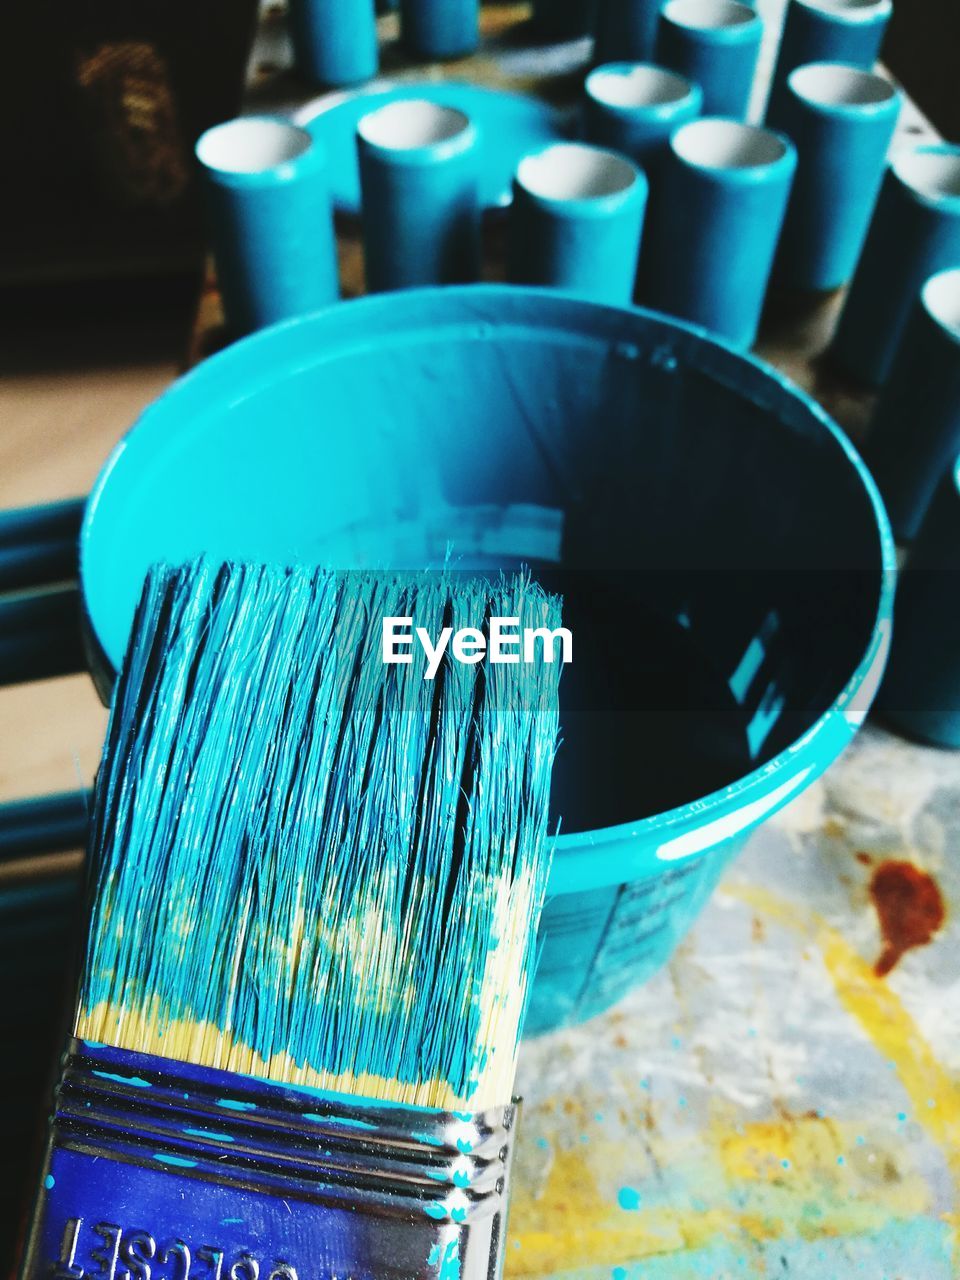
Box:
[80, 287, 894, 1034]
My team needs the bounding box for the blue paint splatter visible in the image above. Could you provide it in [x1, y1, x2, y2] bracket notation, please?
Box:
[153, 1153, 197, 1168]
[424, 1202, 447, 1220]
[413, 1131, 445, 1147]
[618, 1186, 641, 1211]
[304, 1113, 376, 1131]
[44, 1174, 55, 1190]
[94, 1071, 152, 1088]
[613, 1268, 628, 1279]
[216, 1098, 256, 1112]
[535, 1137, 549, 1149]
[438, 1241, 461, 1279]
[182, 1128, 233, 1142]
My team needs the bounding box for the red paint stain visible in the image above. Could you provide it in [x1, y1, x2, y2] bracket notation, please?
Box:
[869, 861, 945, 978]
[855, 851, 873, 866]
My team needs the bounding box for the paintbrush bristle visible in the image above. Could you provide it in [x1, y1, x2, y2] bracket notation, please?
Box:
[76, 561, 561, 1112]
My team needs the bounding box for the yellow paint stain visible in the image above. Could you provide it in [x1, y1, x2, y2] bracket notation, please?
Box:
[506, 1111, 931, 1276]
[721, 1117, 838, 1181]
[505, 1144, 727, 1275]
[715, 1109, 928, 1222]
[726, 883, 960, 1257]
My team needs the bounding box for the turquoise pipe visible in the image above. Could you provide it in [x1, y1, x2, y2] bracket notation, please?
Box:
[288, 0, 379, 86]
[508, 144, 648, 304]
[771, 64, 900, 291]
[642, 119, 797, 348]
[357, 100, 481, 290]
[400, 0, 479, 58]
[866, 269, 960, 542]
[195, 116, 339, 335]
[583, 63, 703, 167]
[832, 144, 960, 386]
[0, 498, 82, 593]
[657, 0, 763, 120]
[767, 0, 892, 122]
[532, 0, 597, 39]
[878, 457, 960, 749]
[594, 0, 664, 63]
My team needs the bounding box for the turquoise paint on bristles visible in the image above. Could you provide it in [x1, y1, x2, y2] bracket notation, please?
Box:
[77, 560, 561, 1112]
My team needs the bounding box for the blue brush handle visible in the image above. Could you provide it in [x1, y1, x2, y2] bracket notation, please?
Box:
[23, 1043, 515, 1280]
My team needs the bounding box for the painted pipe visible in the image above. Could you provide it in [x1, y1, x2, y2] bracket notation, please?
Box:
[656, 0, 763, 120]
[0, 498, 83, 593]
[866, 268, 960, 543]
[508, 143, 648, 305]
[532, 0, 598, 39]
[878, 454, 960, 748]
[400, 0, 479, 59]
[195, 117, 339, 335]
[357, 100, 481, 291]
[642, 118, 797, 347]
[288, 0, 379, 86]
[594, 0, 664, 64]
[0, 588, 85, 686]
[831, 144, 960, 386]
[772, 64, 900, 291]
[767, 0, 892, 121]
[0, 791, 91, 862]
[583, 63, 703, 167]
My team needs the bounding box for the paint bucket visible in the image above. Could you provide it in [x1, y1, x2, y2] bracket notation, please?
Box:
[6, 288, 894, 1033]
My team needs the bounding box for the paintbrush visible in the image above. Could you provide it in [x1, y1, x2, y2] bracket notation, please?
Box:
[20, 559, 561, 1280]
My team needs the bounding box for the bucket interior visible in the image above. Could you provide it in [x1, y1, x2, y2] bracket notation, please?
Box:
[84, 290, 886, 838]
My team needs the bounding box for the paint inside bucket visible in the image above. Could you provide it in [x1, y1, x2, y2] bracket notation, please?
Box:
[306, 502, 855, 835]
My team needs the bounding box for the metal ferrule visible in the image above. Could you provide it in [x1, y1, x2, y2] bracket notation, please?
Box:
[20, 1039, 518, 1280]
